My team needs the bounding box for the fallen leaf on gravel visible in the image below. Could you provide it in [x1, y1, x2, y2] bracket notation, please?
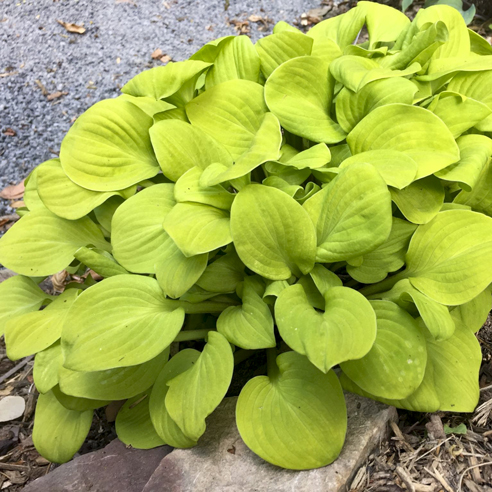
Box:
[0, 215, 18, 232]
[47, 91, 68, 101]
[0, 181, 24, 200]
[0, 72, 18, 78]
[57, 19, 86, 34]
[151, 48, 163, 59]
[248, 15, 263, 22]
[9, 201, 25, 209]
[3, 128, 16, 137]
[0, 396, 26, 423]
[229, 18, 250, 35]
[159, 55, 172, 64]
[34, 79, 48, 96]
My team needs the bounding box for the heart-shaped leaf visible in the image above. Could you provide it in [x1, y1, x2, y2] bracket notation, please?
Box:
[73, 247, 129, 277]
[454, 159, 492, 215]
[236, 351, 347, 470]
[231, 184, 316, 280]
[33, 342, 63, 394]
[60, 98, 159, 191]
[276, 284, 377, 373]
[450, 289, 492, 333]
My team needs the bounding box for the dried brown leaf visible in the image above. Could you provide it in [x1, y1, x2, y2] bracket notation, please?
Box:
[51, 270, 69, 292]
[2, 128, 16, 137]
[56, 20, 86, 34]
[248, 14, 263, 22]
[35, 79, 48, 96]
[0, 181, 24, 200]
[9, 201, 25, 209]
[159, 54, 172, 64]
[151, 48, 163, 59]
[47, 91, 68, 101]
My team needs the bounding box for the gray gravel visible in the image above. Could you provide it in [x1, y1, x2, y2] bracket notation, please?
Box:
[0, 0, 320, 216]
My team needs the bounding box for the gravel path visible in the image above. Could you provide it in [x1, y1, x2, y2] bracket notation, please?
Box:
[0, 0, 320, 215]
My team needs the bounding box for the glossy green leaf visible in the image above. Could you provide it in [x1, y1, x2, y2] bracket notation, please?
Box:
[303, 162, 392, 263]
[255, 31, 313, 79]
[217, 276, 275, 349]
[336, 78, 418, 134]
[73, 247, 129, 277]
[163, 203, 232, 257]
[265, 56, 346, 144]
[62, 275, 185, 371]
[347, 104, 459, 179]
[52, 385, 109, 412]
[33, 390, 92, 463]
[231, 184, 316, 280]
[165, 332, 234, 442]
[122, 60, 211, 101]
[196, 249, 244, 293]
[276, 284, 376, 373]
[60, 98, 159, 191]
[341, 300, 426, 399]
[437, 135, 492, 192]
[404, 210, 492, 305]
[5, 288, 79, 360]
[36, 158, 136, 220]
[186, 79, 268, 159]
[149, 119, 232, 182]
[377, 279, 455, 341]
[347, 218, 417, 284]
[0, 209, 110, 276]
[339, 150, 418, 190]
[330, 56, 420, 93]
[149, 349, 200, 448]
[59, 348, 170, 401]
[0, 275, 51, 336]
[206, 35, 260, 88]
[116, 394, 165, 449]
[33, 342, 63, 394]
[390, 176, 444, 224]
[275, 144, 331, 171]
[450, 289, 492, 333]
[236, 351, 347, 470]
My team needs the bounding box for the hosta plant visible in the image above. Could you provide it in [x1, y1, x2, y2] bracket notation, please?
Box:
[1, 1, 492, 471]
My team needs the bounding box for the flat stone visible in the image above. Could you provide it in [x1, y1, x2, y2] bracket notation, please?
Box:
[25, 439, 172, 492]
[143, 394, 398, 492]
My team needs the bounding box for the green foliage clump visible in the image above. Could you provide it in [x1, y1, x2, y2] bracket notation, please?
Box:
[1, 1, 492, 471]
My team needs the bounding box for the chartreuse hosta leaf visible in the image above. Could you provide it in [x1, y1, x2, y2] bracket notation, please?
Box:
[265, 56, 346, 144]
[116, 393, 165, 449]
[94, 196, 123, 233]
[303, 162, 392, 263]
[23, 167, 46, 212]
[330, 56, 421, 93]
[347, 218, 417, 284]
[73, 247, 129, 277]
[336, 78, 418, 134]
[59, 348, 170, 401]
[276, 143, 331, 171]
[60, 98, 159, 192]
[34, 342, 63, 394]
[205, 35, 260, 89]
[375, 279, 455, 341]
[469, 28, 492, 55]
[341, 301, 426, 399]
[342, 316, 481, 412]
[454, 159, 492, 215]
[163, 203, 232, 257]
[150, 349, 199, 448]
[217, 276, 275, 349]
[347, 104, 459, 179]
[36, 158, 136, 220]
[255, 31, 313, 78]
[62, 275, 185, 371]
[390, 176, 444, 224]
[0, 275, 52, 336]
[119, 93, 175, 116]
[339, 150, 418, 190]
[122, 60, 211, 101]
[236, 351, 347, 470]
[5, 288, 80, 360]
[51, 385, 109, 412]
[196, 249, 244, 293]
[198, 112, 282, 188]
[111, 184, 208, 297]
[186, 79, 268, 160]
[450, 289, 492, 333]
[0, 209, 110, 276]
[427, 92, 492, 138]
[165, 332, 234, 442]
[403, 210, 492, 305]
[149, 120, 232, 182]
[276, 284, 376, 373]
[174, 167, 234, 211]
[437, 135, 492, 192]
[33, 390, 93, 463]
[231, 184, 316, 280]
